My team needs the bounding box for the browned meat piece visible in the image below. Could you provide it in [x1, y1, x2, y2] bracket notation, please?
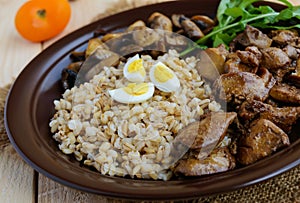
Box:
[237, 50, 260, 67]
[256, 68, 276, 90]
[174, 147, 236, 176]
[213, 72, 274, 104]
[272, 66, 295, 83]
[224, 54, 258, 73]
[236, 25, 272, 49]
[197, 44, 229, 81]
[181, 18, 204, 40]
[245, 46, 262, 60]
[283, 45, 298, 60]
[148, 12, 173, 31]
[239, 100, 300, 133]
[175, 112, 237, 152]
[286, 57, 300, 87]
[270, 83, 300, 104]
[226, 46, 262, 73]
[270, 29, 298, 46]
[237, 119, 290, 165]
[261, 47, 290, 70]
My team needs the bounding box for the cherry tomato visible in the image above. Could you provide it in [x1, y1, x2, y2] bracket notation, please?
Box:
[15, 0, 71, 42]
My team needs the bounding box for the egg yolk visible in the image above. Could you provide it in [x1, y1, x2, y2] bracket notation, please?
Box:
[128, 59, 146, 77]
[154, 64, 173, 83]
[123, 83, 149, 96]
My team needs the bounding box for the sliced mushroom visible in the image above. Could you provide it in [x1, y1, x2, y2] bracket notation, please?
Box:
[171, 14, 187, 28]
[148, 12, 173, 31]
[127, 20, 146, 32]
[101, 33, 124, 43]
[61, 62, 82, 90]
[76, 48, 120, 84]
[181, 18, 204, 40]
[85, 38, 109, 58]
[132, 27, 160, 47]
[70, 51, 85, 62]
[191, 15, 215, 31]
[196, 44, 228, 81]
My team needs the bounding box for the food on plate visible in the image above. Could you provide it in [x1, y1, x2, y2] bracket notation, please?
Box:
[50, 51, 223, 180]
[174, 147, 236, 176]
[149, 62, 180, 92]
[123, 54, 146, 83]
[237, 118, 290, 165]
[15, 0, 71, 42]
[51, 0, 300, 180]
[108, 82, 155, 104]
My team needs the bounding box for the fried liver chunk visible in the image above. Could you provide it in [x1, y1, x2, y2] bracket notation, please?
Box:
[270, 83, 300, 105]
[236, 25, 272, 49]
[261, 47, 291, 70]
[175, 112, 237, 151]
[239, 100, 300, 133]
[174, 147, 236, 176]
[213, 72, 275, 105]
[237, 119, 290, 165]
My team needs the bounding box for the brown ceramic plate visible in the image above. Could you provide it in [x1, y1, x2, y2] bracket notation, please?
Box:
[4, 0, 300, 200]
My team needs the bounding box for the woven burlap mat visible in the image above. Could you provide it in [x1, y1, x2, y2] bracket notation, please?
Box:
[1, 0, 300, 202]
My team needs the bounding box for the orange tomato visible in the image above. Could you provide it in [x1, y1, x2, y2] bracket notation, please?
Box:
[15, 0, 71, 42]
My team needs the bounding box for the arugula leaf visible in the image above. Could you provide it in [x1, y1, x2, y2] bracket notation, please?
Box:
[180, 0, 300, 56]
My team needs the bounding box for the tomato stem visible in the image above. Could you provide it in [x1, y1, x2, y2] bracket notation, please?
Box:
[37, 9, 46, 19]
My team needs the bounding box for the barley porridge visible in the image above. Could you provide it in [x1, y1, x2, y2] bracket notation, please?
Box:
[49, 50, 221, 180]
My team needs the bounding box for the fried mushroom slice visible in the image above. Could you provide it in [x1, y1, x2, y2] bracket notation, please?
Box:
[270, 83, 300, 105]
[239, 99, 300, 133]
[196, 44, 229, 82]
[181, 18, 204, 40]
[213, 72, 275, 105]
[175, 112, 237, 152]
[237, 119, 290, 165]
[148, 12, 173, 31]
[174, 147, 236, 176]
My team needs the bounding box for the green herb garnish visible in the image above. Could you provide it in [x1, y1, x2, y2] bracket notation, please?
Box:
[180, 0, 300, 56]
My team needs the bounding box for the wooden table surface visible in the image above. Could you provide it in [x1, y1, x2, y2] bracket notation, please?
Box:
[0, 0, 299, 202]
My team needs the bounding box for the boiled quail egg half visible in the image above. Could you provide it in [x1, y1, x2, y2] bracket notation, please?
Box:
[123, 54, 146, 83]
[108, 82, 155, 104]
[149, 62, 180, 92]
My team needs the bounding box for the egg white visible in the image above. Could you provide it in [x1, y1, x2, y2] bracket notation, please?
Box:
[123, 54, 146, 83]
[108, 83, 155, 104]
[149, 62, 180, 92]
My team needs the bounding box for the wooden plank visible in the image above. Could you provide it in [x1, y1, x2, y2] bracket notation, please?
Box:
[0, 0, 42, 86]
[38, 175, 112, 203]
[43, 0, 120, 48]
[1, 84, 35, 202]
[0, 147, 36, 203]
[0, 0, 39, 202]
